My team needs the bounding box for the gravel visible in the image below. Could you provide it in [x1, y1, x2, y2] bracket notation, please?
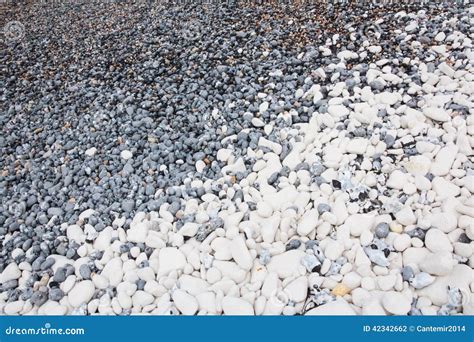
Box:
[1, 1, 473, 316]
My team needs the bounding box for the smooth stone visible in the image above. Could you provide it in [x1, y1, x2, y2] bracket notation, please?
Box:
[402, 248, 431, 266]
[85, 147, 97, 156]
[424, 229, 453, 253]
[305, 299, 356, 315]
[395, 206, 416, 226]
[256, 201, 273, 218]
[381, 291, 412, 315]
[375, 222, 390, 238]
[297, 209, 319, 236]
[68, 280, 95, 307]
[259, 101, 269, 113]
[132, 291, 154, 307]
[101, 257, 123, 286]
[4, 301, 24, 315]
[426, 211, 457, 233]
[196, 292, 217, 314]
[267, 250, 306, 279]
[284, 276, 308, 303]
[419, 251, 456, 276]
[127, 222, 149, 243]
[230, 235, 253, 271]
[221, 296, 254, 315]
[172, 289, 198, 315]
[422, 107, 450, 122]
[67, 225, 85, 244]
[346, 138, 369, 155]
[431, 177, 460, 199]
[178, 275, 209, 296]
[0, 263, 21, 283]
[365, 248, 389, 267]
[386, 170, 407, 189]
[430, 144, 458, 176]
[393, 234, 411, 252]
[404, 155, 431, 176]
[120, 150, 133, 160]
[344, 214, 375, 237]
[324, 240, 344, 260]
[179, 222, 200, 237]
[158, 248, 187, 277]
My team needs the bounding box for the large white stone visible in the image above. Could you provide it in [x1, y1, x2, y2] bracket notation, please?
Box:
[284, 276, 308, 303]
[221, 296, 254, 315]
[68, 280, 95, 307]
[381, 291, 411, 315]
[404, 155, 431, 176]
[172, 289, 198, 315]
[101, 257, 123, 287]
[424, 229, 453, 253]
[0, 263, 21, 283]
[305, 299, 356, 315]
[230, 235, 253, 271]
[178, 275, 209, 296]
[346, 138, 369, 155]
[67, 225, 85, 244]
[419, 251, 456, 276]
[267, 250, 306, 279]
[386, 170, 407, 190]
[132, 291, 155, 307]
[430, 144, 459, 176]
[127, 222, 149, 243]
[395, 206, 417, 226]
[427, 212, 457, 233]
[324, 240, 344, 260]
[344, 214, 375, 237]
[297, 209, 319, 236]
[158, 248, 187, 277]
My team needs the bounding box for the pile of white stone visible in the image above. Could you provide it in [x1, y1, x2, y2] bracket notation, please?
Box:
[1, 8, 474, 316]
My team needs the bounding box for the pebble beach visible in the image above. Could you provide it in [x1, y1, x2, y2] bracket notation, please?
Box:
[1, 1, 473, 316]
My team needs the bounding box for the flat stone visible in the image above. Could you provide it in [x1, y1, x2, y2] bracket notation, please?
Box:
[267, 250, 306, 279]
[419, 251, 456, 276]
[284, 276, 308, 302]
[230, 235, 253, 271]
[101, 257, 123, 287]
[68, 280, 95, 307]
[297, 209, 319, 236]
[172, 289, 198, 315]
[424, 229, 453, 253]
[0, 263, 21, 283]
[430, 144, 458, 176]
[221, 296, 254, 315]
[306, 299, 356, 315]
[381, 291, 411, 315]
[422, 107, 450, 122]
[395, 206, 417, 226]
[346, 138, 369, 155]
[158, 247, 187, 277]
